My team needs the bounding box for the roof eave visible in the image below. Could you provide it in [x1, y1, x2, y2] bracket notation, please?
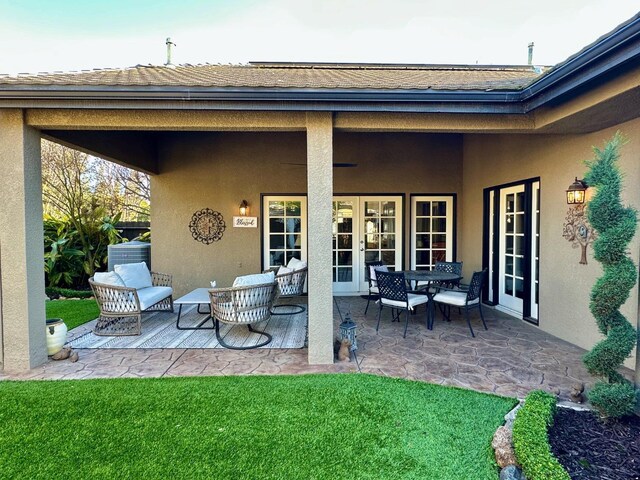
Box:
[521, 12, 640, 110]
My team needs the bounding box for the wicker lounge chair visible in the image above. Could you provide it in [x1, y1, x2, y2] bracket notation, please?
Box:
[209, 280, 279, 349]
[264, 266, 308, 314]
[89, 270, 173, 336]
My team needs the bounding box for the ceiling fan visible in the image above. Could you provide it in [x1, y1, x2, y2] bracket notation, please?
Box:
[280, 162, 358, 168]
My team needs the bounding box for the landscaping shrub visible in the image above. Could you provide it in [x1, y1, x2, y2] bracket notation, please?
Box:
[512, 390, 570, 480]
[583, 132, 639, 418]
[45, 286, 94, 300]
[44, 209, 123, 290]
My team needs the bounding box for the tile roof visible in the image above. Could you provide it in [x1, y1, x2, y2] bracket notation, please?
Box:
[0, 62, 543, 91]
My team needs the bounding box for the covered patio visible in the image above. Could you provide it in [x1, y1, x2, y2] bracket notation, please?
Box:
[1, 297, 613, 401]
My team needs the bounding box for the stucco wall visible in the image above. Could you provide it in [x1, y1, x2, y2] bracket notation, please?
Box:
[461, 118, 640, 369]
[151, 131, 463, 296]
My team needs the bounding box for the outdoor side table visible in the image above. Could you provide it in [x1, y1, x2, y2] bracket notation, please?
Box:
[174, 288, 215, 330]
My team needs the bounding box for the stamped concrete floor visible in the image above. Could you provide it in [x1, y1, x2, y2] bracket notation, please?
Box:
[1, 296, 623, 400]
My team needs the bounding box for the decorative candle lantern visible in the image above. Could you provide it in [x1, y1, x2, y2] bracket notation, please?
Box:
[339, 313, 357, 352]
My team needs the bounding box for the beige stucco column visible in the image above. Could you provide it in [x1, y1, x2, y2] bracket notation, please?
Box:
[0, 110, 47, 372]
[306, 112, 334, 364]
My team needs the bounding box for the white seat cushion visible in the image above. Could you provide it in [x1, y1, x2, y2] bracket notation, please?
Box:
[115, 262, 153, 289]
[370, 286, 379, 294]
[232, 271, 275, 287]
[433, 290, 478, 307]
[381, 293, 429, 310]
[137, 286, 173, 310]
[93, 271, 125, 287]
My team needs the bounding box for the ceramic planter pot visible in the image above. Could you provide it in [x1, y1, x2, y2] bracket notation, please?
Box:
[46, 318, 68, 355]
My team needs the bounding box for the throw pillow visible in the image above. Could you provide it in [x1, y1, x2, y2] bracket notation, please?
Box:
[114, 262, 153, 289]
[286, 257, 307, 271]
[93, 271, 126, 287]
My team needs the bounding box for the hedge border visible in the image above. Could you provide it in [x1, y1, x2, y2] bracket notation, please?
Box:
[512, 390, 570, 480]
[45, 287, 94, 300]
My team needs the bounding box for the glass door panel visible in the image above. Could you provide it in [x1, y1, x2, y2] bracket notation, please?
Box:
[263, 196, 307, 270]
[411, 196, 454, 271]
[359, 196, 403, 292]
[531, 182, 540, 320]
[333, 198, 359, 293]
[499, 185, 525, 315]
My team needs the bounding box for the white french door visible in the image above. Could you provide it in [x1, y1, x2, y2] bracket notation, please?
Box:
[531, 182, 540, 319]
[410, 196, 454, 270]
[263, 196, 307, 269]
[498, 185, 525, 316]
[263, 195, 402, 294]
[332, 198, 359, 293]
[357, 196, 403, 292]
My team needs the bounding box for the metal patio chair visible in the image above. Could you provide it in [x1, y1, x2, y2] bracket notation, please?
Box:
[375, 270, 429, 338]
[364, 260, 387, 315]
[432, 269, 488, 337]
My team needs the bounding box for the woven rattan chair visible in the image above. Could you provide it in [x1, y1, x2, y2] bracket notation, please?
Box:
[264, 266, 308, 315]
[432, 269, 487, 337]
[89, 272, 173, 336]
[209, 281, 279, 349]
[376, 270, 429, 338]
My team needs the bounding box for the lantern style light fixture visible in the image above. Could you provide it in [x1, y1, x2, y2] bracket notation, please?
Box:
[239, 200, 249, 216]
[566, 177, 588, 205]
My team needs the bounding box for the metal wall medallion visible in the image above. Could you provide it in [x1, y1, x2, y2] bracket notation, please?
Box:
[189, 208, 226, 244]
[562, 203, 596, 265]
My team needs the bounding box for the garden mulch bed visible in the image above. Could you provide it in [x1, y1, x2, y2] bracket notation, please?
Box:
[549, 407, 640, 480]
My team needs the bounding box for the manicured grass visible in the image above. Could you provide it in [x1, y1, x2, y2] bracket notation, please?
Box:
[45, 299, 99, 330]
[0, 374, 515, 479]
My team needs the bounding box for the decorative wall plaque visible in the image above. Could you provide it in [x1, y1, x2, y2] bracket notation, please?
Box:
[189, 208, 225, 244]
[562, 203, 596, 265]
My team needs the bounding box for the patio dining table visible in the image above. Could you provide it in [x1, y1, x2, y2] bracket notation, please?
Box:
[402, 270, 462, 329]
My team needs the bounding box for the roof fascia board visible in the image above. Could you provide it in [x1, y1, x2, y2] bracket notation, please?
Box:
[0, 86, 523, 104]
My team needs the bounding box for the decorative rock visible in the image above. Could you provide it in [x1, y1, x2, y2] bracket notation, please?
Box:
[69, 351, 79, 363]
[570, 382, 584, 403]
[51, 347, 72, 361]
[504, 403, 522, 430]
[500, 465, 525, 480]
[492, 426, 519, 468]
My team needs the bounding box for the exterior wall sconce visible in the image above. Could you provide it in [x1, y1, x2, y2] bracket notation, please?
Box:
[562, 177, 595, 264]
[239, 200, 249, 216]
[566, 177, 588, 204]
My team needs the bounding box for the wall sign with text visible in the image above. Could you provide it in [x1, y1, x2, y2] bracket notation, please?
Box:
[233, 216, 258, 228]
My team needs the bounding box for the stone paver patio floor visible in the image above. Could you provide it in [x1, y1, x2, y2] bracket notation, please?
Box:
[2, 296, 623, 401]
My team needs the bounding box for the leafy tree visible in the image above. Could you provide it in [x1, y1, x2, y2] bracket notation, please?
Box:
[41, 140, 148, 286]
[582, 132, 639, 418]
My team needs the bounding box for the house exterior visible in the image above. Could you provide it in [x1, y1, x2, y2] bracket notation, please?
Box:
[1, 13, 639, 383]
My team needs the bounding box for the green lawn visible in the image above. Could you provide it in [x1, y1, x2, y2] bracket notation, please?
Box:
[0, 374, 515, 479]
[45, 299, 99, 329]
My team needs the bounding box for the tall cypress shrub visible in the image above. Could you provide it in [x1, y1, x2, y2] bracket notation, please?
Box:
[582, 132, 638, 418]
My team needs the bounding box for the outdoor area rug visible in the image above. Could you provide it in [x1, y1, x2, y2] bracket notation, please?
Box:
[68, 304, 307, 349]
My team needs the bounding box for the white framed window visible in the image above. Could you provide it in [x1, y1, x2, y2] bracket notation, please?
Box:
[262, 196, 307, 269]
[410, 196, 454, 270]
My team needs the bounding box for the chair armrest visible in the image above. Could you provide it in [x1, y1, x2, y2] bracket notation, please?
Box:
[89, 279, 140, 314]
[151, 271, 172, 287]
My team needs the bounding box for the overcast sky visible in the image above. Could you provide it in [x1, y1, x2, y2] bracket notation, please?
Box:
[1, 0, 638, 75]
